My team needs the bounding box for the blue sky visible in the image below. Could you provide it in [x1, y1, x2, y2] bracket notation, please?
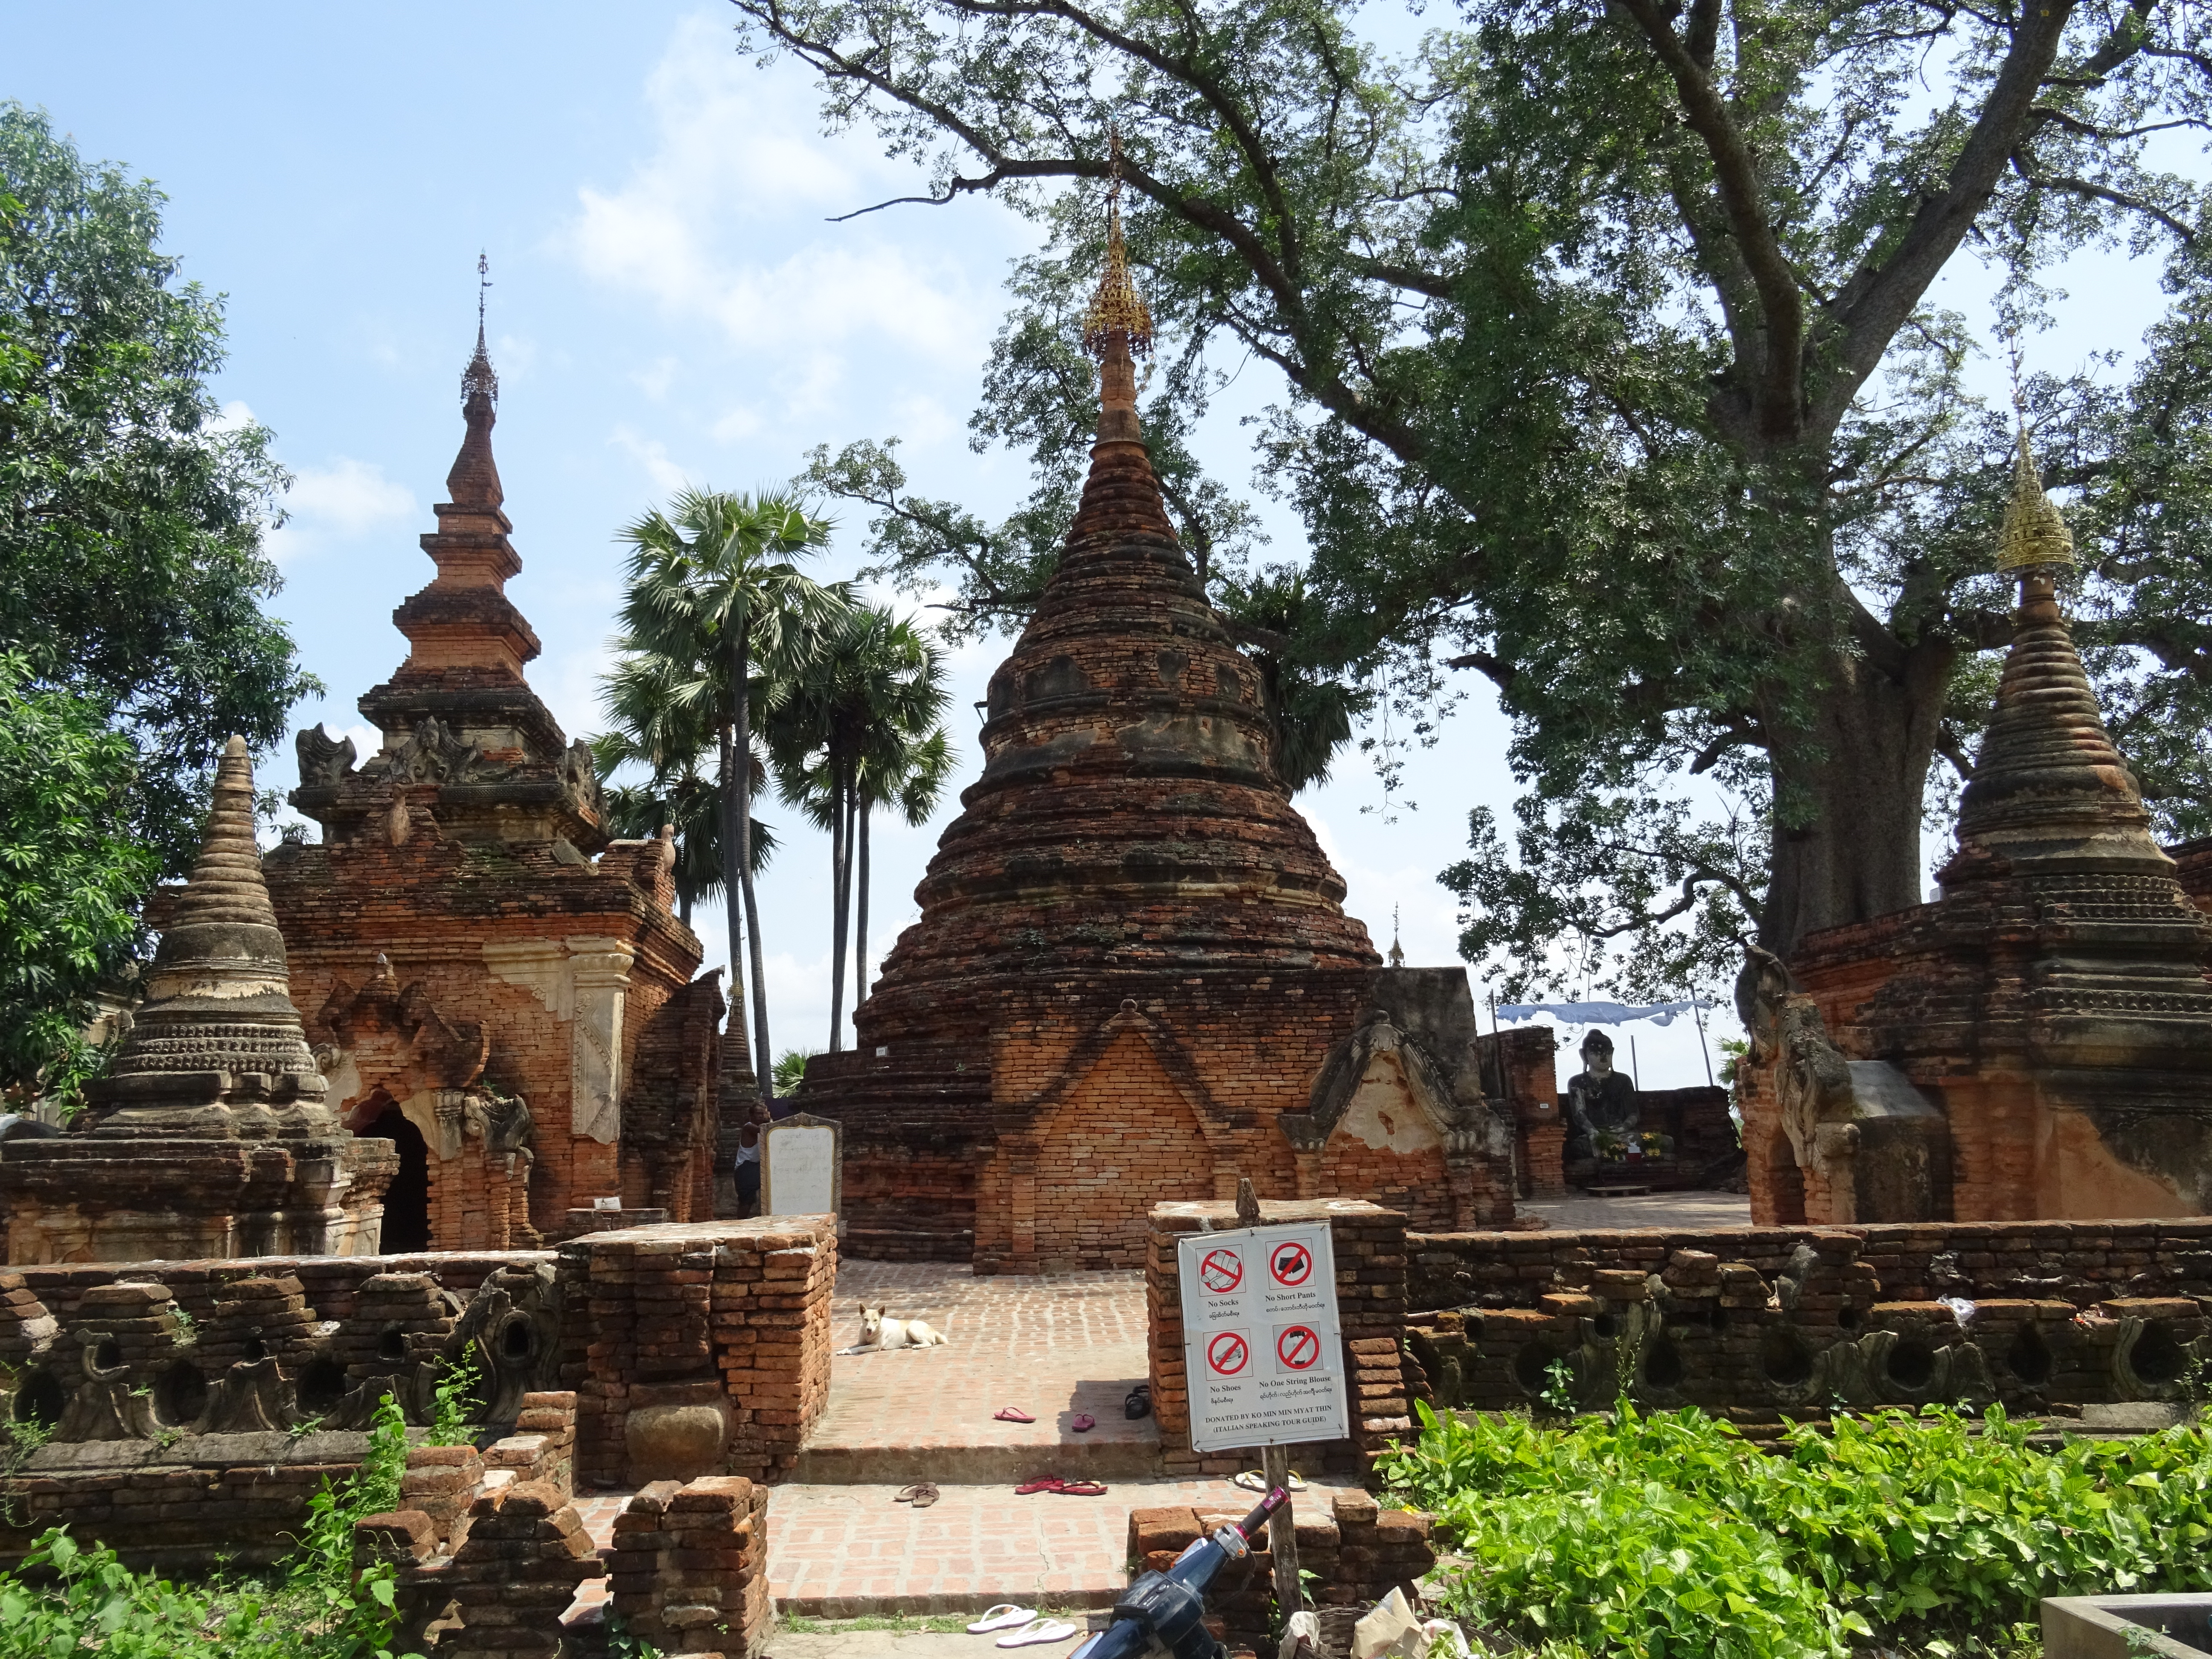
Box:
[8, 3, 2190, 1090]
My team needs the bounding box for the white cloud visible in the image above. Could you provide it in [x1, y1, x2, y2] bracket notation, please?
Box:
[634, 357, 681, 401]
[267, 458, 417, 564]
[610, 426, 693, 495]
[558, 12, 991, 375]
[212, 399, 259, 434]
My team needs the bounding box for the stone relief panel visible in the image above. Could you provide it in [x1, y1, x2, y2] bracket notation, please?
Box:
[482, 936, 634, 1146]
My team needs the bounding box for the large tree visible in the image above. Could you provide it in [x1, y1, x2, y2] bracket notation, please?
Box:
[1, 104, 310, 876]
[738, 0, 2212, 986]
[0, 655, 156, 1109]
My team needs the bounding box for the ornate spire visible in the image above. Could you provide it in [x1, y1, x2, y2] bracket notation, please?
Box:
[1080, 131, 1153, 365]
[448, 253, 504, 510]
[1068, 127, 1177, 543]
[85, 737, 334, 1140]
[1997, 416, 2074, 577]
[1388, 907, 1406, 968]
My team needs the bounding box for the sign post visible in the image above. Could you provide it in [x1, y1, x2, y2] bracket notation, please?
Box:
[1177, 1212, 1346, 1622]
[762, 1112, 842, 1217]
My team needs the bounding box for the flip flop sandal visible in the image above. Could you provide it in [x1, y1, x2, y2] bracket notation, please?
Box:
[1232, 1469, 1309, 1492]
[908, 1482, 940, 1508]
[894, 1484, 928, 1503]
[1055, 1480, 1109, 1496]
[1014, 1476, 1065, 1495]
[968, 1606, 1040, 1634]
[998, 1620, 1082, 1647]
[1124, 1385, 1152, 1420]
[994, 1406, 1035, 1423]
[1071, 1413, 1096, 1432]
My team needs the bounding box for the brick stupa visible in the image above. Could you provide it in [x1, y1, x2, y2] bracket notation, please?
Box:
[262, 322, 726, 1250]
[1748, 426, 2212, 1222]
[800, 154, 1513, 1269]
[0, 739, 396, 1263]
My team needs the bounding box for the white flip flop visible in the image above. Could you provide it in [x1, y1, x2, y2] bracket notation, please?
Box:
[968, 1605, 1039, 1634]
[998, 1618, 1082, 1647]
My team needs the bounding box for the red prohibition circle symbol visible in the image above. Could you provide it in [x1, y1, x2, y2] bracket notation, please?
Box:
[1207, 1331, 1251, 1376]
[1270, 1241, 1313, 1287]
[1277, 1325, 1321, 1371]
[1199, 1249, 1244, 1294]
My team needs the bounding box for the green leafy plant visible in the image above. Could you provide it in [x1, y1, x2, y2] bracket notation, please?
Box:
[605, 1607, 667, 1658]
[429, 1345, 481, 1447]
[1382, 1399, 2212, 1659]
[1540, 1357, 1577, 1415]
[0, 1413, 52, 1528]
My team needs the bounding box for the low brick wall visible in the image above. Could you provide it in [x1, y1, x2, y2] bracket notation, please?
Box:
[1406, 1221, 2212, 1425]
[557, 1217, 837, 1489]
[609, 1475, 771, 1657]
[1146, 1200, 1412, 1476]
[1128, 1490, 1437, 1653]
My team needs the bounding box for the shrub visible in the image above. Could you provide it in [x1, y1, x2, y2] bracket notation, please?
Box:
[1380, 1400, 2212, 1658]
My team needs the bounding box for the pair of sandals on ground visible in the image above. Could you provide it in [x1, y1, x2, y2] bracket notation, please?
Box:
[968, 1604, 1083, 1647]
[990, 1383, 1150, 1433]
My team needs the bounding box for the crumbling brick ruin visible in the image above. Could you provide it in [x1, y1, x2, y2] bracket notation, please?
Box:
[798, 218, 1513, 1269]
[262, 329, 725, 1252]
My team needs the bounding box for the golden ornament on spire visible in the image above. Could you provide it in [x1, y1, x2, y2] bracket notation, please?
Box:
[1081, 129, 1153, 363]
[1996, 410, 2074, 576]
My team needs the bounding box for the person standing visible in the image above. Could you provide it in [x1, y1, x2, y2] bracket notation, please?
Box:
[733, 1108, 765, 1217]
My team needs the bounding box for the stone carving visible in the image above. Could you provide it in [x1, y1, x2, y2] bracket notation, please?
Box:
[370, 716, 486, 785]
[1286, 1007, 1487, 1156]
[317, 959, 491, 1107]
[296, 723, 358, 785]
[559, 739, 602, 815]
[1563, 1030, 1639, 1160]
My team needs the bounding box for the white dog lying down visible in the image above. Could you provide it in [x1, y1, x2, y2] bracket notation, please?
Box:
[855, 1305, 949, 1350]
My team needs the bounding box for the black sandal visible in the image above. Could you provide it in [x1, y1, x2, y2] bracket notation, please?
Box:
[1125, 1384, 1152, 1421]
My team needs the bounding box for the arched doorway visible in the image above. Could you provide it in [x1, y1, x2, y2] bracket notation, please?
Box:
[362, 1097, 432, 1251]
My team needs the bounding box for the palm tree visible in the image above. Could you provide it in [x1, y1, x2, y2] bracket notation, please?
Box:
[595, 762, 780, 929]
[766, 605, 953, 1051]
[614, 489, 840, 1100]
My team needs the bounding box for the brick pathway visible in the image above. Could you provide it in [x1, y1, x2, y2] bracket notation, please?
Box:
[798, 1261, 1160, 1483]
[1521, 1188, 1752, 1230]
[562, 1262, 1362, 1620]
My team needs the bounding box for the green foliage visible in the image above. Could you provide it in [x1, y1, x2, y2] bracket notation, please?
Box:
[774, 1048, 818, 1096]
[0, 1390, 409, 1658]
[1381, 1400, 2212, 1658]
[429, 1346, 481, 1447]
[0, 653, 157, 1108]
[0, 103, 312, 879]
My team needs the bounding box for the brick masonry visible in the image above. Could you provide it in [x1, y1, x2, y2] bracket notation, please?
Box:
[1404, 1218, 2212, 1428]
[556, 1217, 838, 1490]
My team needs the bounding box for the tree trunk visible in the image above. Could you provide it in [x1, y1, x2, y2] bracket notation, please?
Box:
[854, 794, 870, 1016]
[829, 756, 849, 1053]
[733, 617, 775, 1102]
[1758, 636, 1955, 959]
[716, 722, 753, 1096]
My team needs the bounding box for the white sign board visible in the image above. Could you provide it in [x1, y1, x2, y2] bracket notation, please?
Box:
[763, 1116, 840, 1217]
[1177, 1222, 1348, 1453]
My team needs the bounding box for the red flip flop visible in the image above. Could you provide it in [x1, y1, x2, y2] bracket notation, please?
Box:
[1056, 1480, 1109, 1496]
[1071, 1413, 1096, 1432]
[994, 1406, 1035, 1423]
[1014, 1476, 1065, 1495]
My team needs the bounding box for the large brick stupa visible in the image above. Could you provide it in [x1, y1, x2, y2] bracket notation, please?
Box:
[799, 162, 1513, 1269]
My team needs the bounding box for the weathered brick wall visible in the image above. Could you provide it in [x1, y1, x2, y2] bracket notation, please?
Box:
[609, 1475, 771, 1657]
[1128, 1490, 1437, 1653]
[266, 834, 716, 1243]
[556, 1218, 837, 1489]
[1146, 1200, 1412, 1477]
[1406, 1220, 2212, 1425]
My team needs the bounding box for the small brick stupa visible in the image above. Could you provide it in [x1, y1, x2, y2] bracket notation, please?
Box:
[0, 739, 396, 1263]
[1745, 421, 2212, 1222]
[801, 149, 1513, 1269]
[263, 317, 725, 1250]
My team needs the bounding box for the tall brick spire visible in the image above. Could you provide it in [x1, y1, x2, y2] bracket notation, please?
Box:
[292, 302, 606, 852]
[852, 148, 1376, 1057]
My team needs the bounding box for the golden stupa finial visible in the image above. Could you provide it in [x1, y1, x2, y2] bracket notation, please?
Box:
[1997, 350, 2072, 576]
[1080, 128, 1154, 363]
